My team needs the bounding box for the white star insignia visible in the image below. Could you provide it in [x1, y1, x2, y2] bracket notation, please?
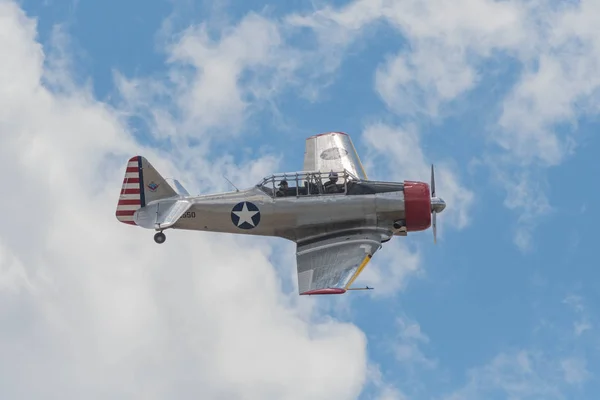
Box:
[233, 202, 259, 227]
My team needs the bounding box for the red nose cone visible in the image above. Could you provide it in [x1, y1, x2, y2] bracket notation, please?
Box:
[404, 181, 431, 231]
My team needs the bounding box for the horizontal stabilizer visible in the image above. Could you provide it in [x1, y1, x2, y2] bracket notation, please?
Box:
[134, 199, 192, 230]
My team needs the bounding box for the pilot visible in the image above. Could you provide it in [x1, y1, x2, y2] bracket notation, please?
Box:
[324, 171, 340, 193]
[276, 180, 288, 197]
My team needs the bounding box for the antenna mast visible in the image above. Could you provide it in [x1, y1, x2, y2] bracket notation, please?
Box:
[223, 175, 240, 192]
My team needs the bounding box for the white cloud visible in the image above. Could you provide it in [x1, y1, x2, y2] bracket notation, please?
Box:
[375, 0, 528, 116]
[358, 240, 422, 297]
[497, 55, 577, 166]
[563, 294, 585, 313]
[561, 357, 590, 385]
[374, 43, 476, 116]
[573, 321, 591, 337]
[117, 12, 300, 144]
[288, 0, 596, 163]
[166, 14, 289, 134]
[364, 363, 408, 400]
[285, 0, 386, 95]
[0, 2, 373, 399]
[374, 387, 406, 400]
[443, 351, 564, 400]
[288, 0, 528, 115]
[353, 317, 436, 400]
[393, 316, 436, 370]
[487, 164, 552, 251]
[563, 294, 593, 337]
[498, 0, 600, 166]
[444, 346, 594, 400]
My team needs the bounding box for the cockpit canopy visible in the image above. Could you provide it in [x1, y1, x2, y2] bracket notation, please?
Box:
[257, 170, 355, 197]
[256, 170, 405, 198]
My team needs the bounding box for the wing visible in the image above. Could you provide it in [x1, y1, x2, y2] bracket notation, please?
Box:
[303, 132, 368, 179]
[134, 199, 192, 229]
[296, 232, 382, 295]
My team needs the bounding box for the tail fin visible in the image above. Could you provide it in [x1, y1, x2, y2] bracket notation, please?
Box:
[115, 156, 178, 225]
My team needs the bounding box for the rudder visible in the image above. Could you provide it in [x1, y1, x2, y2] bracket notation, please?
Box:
[115, 156, 177, 226]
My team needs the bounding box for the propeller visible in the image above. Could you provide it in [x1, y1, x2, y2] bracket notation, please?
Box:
[431, 164, 437, 244]
[430, 164, 446, 244]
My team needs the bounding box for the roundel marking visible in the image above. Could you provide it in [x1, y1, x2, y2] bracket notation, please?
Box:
[231, 201, 261, 229]
[320, 147, 348, 160]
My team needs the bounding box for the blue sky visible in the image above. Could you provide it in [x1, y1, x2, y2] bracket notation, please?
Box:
[2, 0, 599, 399]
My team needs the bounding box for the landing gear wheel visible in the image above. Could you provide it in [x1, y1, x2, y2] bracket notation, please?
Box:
[154, 232, 166, 244]
[393, 219, 406, 230]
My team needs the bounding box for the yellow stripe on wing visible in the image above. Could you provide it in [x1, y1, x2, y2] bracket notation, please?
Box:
[345, 254, 373, 289]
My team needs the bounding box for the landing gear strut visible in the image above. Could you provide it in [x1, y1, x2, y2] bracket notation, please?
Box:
[154, 232, 166, 244]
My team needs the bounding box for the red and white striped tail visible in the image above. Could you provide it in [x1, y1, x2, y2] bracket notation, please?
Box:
[116, 156, 144, 226]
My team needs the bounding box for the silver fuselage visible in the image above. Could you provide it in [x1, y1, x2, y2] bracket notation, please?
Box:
[171, 186, 406, 242]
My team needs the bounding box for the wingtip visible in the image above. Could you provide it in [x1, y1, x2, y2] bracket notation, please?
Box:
[307, 131, 349, 139]
[300, 288, 347, 295]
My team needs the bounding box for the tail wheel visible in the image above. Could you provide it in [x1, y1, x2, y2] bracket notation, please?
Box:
[154, 232, 166, 244]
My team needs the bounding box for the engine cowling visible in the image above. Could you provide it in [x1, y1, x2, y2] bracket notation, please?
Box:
[403, 181, 431, 232]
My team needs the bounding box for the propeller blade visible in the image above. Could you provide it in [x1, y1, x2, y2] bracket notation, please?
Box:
[431, 164, 436, 197]
[433, 211, 437, 244]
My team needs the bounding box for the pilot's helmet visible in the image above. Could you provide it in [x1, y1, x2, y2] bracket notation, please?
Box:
[329, 171, 338, 182]
[279, 180, 288, 187]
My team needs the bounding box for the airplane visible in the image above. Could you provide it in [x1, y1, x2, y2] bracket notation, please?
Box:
[115, 132, 446, 295]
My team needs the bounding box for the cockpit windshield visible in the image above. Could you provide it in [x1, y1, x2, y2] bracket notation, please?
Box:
[256, 170, 356, 198]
